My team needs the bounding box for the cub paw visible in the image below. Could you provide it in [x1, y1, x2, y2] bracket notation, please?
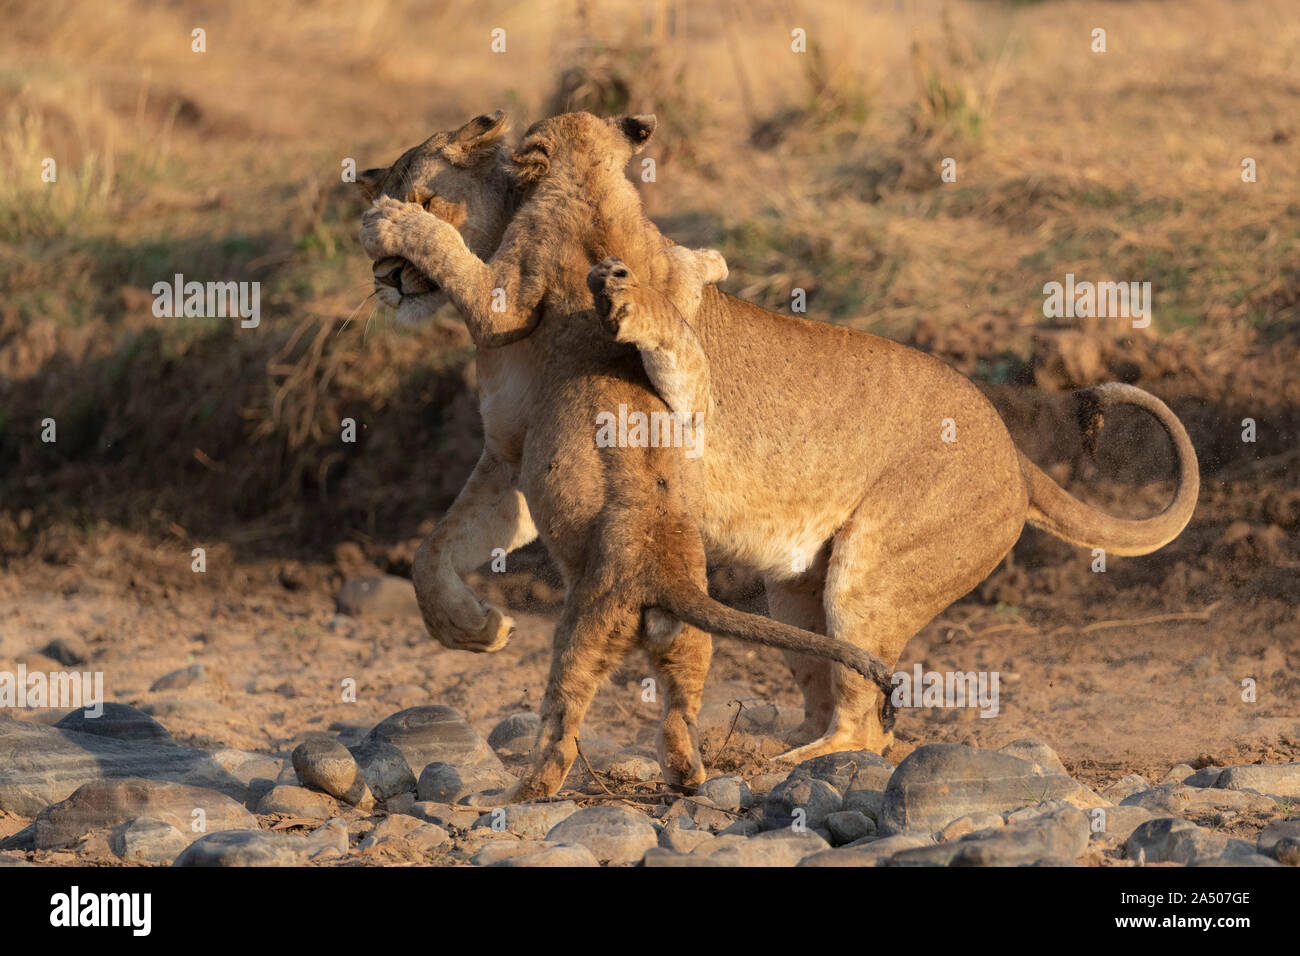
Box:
[586, 256, 638, 339]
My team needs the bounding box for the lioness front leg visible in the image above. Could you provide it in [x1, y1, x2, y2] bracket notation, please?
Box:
[360, 196, 544, 347]
[411, 449, 538, 652]
[586, 256, 715, 424]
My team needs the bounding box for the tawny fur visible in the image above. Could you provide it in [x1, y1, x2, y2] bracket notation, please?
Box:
[356, 111, 1200, 799]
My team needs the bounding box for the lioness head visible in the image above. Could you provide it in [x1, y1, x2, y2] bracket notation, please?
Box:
[356, 110, 516, 325]
[511, 112, 658, 188]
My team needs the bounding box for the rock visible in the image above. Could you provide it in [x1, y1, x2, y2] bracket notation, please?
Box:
[54, 703, 175, 745]
[1272, 838, 1300, 866]
[1100, 774, 1150, 803]
[416, 761, 515, 805]
[1161, 763, 1197, 785]
[826, 810, 876, 846]
[174, 830, 310, 866]
[643, 847, 725, 867]
[606, 754, 660, 783]
[256, 786, 338, 820]
[292, 737, 374, 809]
[492, 844, 599, 867]
[703, 829, 830, 866]
[306, 818, 349, 860]
[1090, 805, 1154, 843]
[471, 840, 553, 865]
[335, 575, 420, 618]
[887, 842, 965, 866]
[1126, 818, 1228, 864]
[762, 777, 842, 830]
[406, 802, 481, 830]
[210, 750, 282, 791]
[938, 812, 1005, 843]
[384, 792, 415, 814]
[0, 854, 31, 867]
[1257, 821, 1300, 860]
[487, 712, 539, 755]
[717, 818, 760, 838]
[34, 779, 257, 850]
[1192, 853, 1283, 867]
[471, 801, 579, 840]
[349, 739, 417, 803]
[660, 828, 716, 853]
[696, 775, 753, 812]
[798, 833, 933, 867]
[1212, 763, 1300, 798]
[747, 772, 788, 795]
[544, 806, 658, 865]
[0, 715, 249, 815]
[788, 751, 894, 793]
[149, 664, 205, 692]
[843, 788, 884, 822]
[879, 744, 1103, 836]
[997, 739, 1069, 776]
[110, 817, 189, 863]
[948, 806, 1090, 866]
[1120, 783, 1275, 817]
[328, 721, 371, 748]
[359, 815, 448, 852]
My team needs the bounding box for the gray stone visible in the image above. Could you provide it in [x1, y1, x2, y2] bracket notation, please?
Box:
[704, 829, 830, 866]
[149, 664, 205, 692]
[938, 812, 1005, 843]
[34, 778, 256, 850]
[471, 801, 579, 840]
[1162, 763, 1198, 785]
[1191, 853, 1283, 867]
[349, 739, 417, 802]
[306, 817, 349, 860]
[0, 715, 250, 815]
[359, 815, 448, 852]
[826, 810, 876, 846]
[1257, 821, 1300, 860]
[255, 785, 338, 820]
[887, 842, 964, 866]
[487, 712, 539, 755]
[416, 761, 514, 805]
[762, 776, 842, 830]
[471, 840, 553, 866]
[491, 844, 599, 867]
[879, 744, 1103, 836]
[292, 737, 374, 809]
[696, 775, 753, 812]
[643, 847, 725, 867]
[1213, 763, 1300, 798]
[173, 829, 311, 866]
[1090, 805, 1154, 843]
[54, 703, 175, 745]
[605, 753, 660, 783]
[110, 817, 189, 863]
[1126, 817, 1228, 864]
[843, 788, 884, 822]
[407, 801, 481, 830]
[544, 805, 658, 865]
[997, 738, 1069, 776]
[335, 575, 420, 618]
[788, 751, 894, 793]
[1271, 838, 1300, 866]
[0, 854, 31, 866]
[798, 833, 934, 867]
[1120, 783, 1275, 817]
[659, 827, 716, 853]
[948, 807, 1090, 866]
[209, 750, 282, 791]
[1100, 774, 1150, 803]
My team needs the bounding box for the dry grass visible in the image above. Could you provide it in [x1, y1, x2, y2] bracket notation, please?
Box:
[0, 0, 1297, 550]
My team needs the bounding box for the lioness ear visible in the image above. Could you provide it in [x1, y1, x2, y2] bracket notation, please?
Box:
[357, 167, 387, 203]
[618, 114, 657, 153]
[443, 110, 509, 168]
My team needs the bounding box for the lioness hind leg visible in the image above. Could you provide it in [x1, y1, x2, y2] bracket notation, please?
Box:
[645, 624, 711, 790]
[765, 572, 835, 747]
[504, 591, 640, 802]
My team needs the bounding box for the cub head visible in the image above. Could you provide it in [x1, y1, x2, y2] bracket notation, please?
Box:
[356, 110, 514, 325]
[510, 112, 657, 188]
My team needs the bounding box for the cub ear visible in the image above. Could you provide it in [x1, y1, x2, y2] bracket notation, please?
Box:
[510, 138, 551, 185]
[618, 114, 657, 153]
[443, 109, 509, 168]
[356, 167, 387, 203]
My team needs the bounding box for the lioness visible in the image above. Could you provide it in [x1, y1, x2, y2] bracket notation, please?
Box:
[356, 111, 1198, 795]
[361, 112, 898, 801]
